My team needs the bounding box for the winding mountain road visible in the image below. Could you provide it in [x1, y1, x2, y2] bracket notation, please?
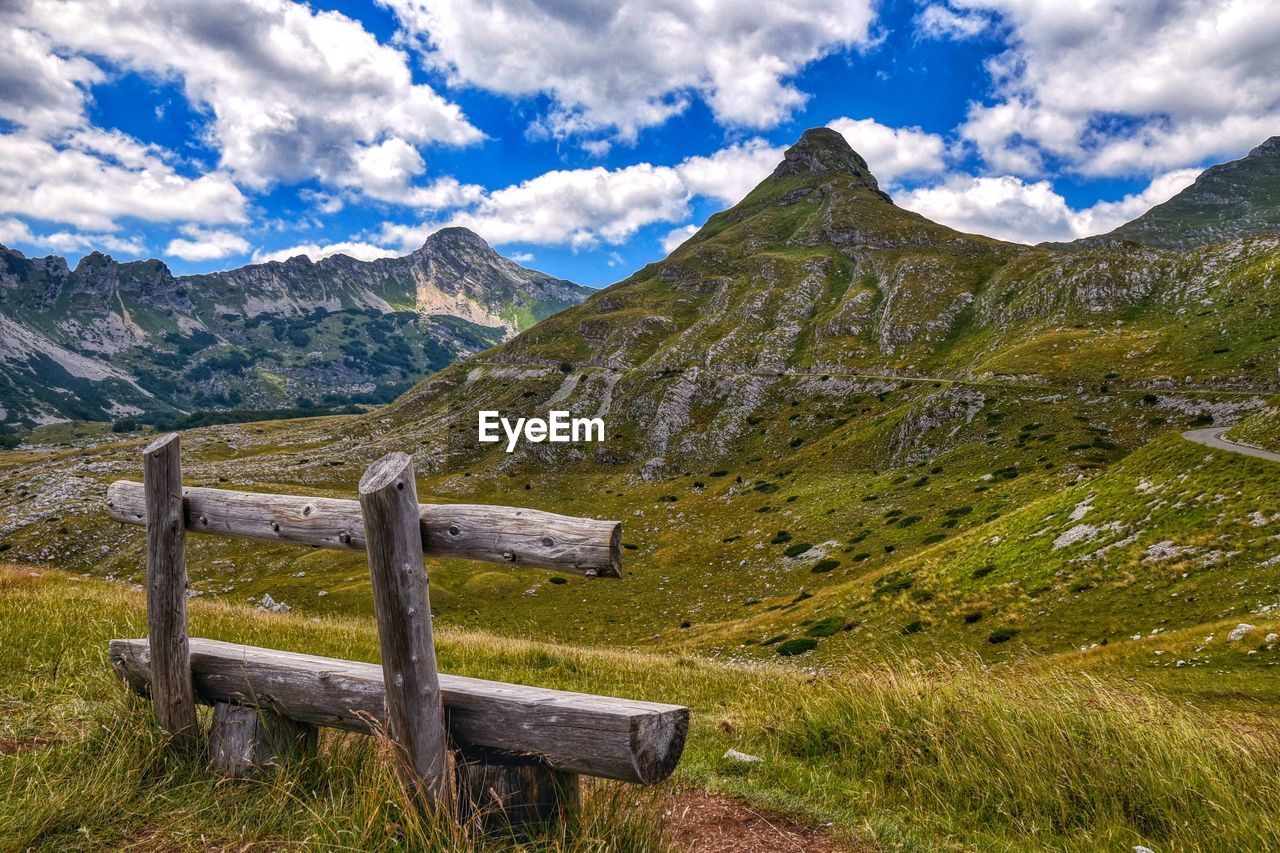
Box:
[1183, 427, 1280, 463]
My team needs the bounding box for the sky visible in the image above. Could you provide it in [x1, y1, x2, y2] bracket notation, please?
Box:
[1, 0, 1278, 286]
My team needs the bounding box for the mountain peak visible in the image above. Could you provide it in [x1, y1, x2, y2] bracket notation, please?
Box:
[421, 226, 491, 252]
[1247, 136, 1280, 158]
[770, 127, 882, 191]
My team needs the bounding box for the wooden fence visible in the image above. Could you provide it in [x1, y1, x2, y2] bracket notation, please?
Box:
[106, 433, 688, 828]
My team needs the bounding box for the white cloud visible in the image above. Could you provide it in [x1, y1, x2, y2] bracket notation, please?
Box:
[826, 117, 949, 183]
[674, 139, 786, 205]
[165, 226, 251, 262]
[934, 0, 1280, 176]
[661, 224, 700, 253]
[915, 3, 991, 39]
[414, 162, 691, 249]
[9, 0, 480, 189]
[0, 217, 35, 246]
[385, 0, 877, 139]
[252, 240, 399, 264]
[508, 251, 535, 264]
[898, 168, 1199, 244]
[0, 131, 248, 232]
[41, 230, 148, 256]
[0, 25, 102, 134]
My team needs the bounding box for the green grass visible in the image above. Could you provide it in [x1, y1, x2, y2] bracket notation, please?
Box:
[6, 566, 1280, 850]
[1228, 396, 1280, 452]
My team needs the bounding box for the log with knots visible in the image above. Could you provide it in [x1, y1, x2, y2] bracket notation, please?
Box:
[106, 433, 687, 830]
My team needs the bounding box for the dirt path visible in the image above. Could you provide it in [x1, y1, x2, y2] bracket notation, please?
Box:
[666, 789, 858, 852]
[1183, 426, 1280, 463]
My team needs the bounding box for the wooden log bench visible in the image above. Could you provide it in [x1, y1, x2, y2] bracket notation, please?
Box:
[106, 433, 688, 829]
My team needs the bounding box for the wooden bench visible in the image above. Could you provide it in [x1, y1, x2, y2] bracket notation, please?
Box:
[106, 433, 687, 827]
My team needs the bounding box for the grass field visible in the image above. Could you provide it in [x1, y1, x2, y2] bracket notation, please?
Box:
[5, 565, 1280, 851]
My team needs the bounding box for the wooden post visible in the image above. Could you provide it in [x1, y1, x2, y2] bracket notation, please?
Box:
[359, 452, 451, 808]
[457, 757, 579, 832]
[209, 701, 318, 778]
[143, 432, 196, 739]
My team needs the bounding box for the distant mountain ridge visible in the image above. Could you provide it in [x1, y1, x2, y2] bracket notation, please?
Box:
[0, 228, 589, 427]
[1053, 136, 1280, 251]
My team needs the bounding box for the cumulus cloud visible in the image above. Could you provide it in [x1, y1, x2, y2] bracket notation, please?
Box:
[385, 0, 877, 139]
[826, 118, 949, 183]
[12, 0, 480, 188]
[661, 224, 700, 254]
[252, 240, 399, 264]
[898, 168, 1199, 244]
[0, 217, 35, 247]
[165, 226, 251, 262]
[674, 139, 786, 205]
[0, 131, 247, 232]
[933, 0, 1280, 176]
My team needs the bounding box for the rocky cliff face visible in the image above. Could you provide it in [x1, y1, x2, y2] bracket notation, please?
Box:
[0, 229, 589, 426]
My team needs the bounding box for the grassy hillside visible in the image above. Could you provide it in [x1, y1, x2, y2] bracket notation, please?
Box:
[1228, 395, 1280, 451]
[6, 565, 1280, 851]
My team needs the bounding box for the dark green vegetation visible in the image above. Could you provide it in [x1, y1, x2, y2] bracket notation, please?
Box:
[0, 228, 588, 427]
[7, 566, 1280, 851]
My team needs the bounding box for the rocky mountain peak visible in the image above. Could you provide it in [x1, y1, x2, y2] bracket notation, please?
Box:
[770, 127, 882, 192]
[417, 226, 494, 258]
[1247, 136, 1280, 158]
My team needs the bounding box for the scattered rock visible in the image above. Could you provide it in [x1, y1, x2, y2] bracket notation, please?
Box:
[1228, 623, 1255, 642]
[723, 749, 763, 764]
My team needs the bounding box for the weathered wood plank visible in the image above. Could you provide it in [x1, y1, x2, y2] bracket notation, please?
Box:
[106, 480, 621, 577]
[360, 452, 451, 806]
[208, 701, 317, 778]
[457, 760, 579, 830]
[143, 433, 196, 739]
[109, 637, 689, 785]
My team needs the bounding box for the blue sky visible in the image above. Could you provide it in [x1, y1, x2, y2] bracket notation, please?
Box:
[2, 0, 1278, 285]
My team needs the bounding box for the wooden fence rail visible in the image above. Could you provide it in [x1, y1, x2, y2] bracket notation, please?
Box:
[107, 436, 685, 832]
[108, 480, 621, 576]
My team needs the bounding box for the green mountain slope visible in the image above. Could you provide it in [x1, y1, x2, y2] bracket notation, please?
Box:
[1228, 395, 1280, 451]
[1060, 136, 1280, 250]
[0, 227, 589, 427]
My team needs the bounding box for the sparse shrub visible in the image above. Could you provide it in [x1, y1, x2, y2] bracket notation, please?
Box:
[784, 542, 813, 558]
[777, 637, 819, 656]
[811, 559, 840, 574]
[922, 533, 947, 544]
[771, 531, 792, 544]
[548, 576, 567, 585]
[806, 615, 845, 637]
[901, 619, 925, 635]
[972, 564, 996, 579]
[962, 609, 984, 624]
[875, 571, 913, 595]
[762, 634, 787, 646]
[988, 627, 1019, 644]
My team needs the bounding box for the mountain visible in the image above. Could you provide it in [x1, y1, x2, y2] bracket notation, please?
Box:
[0, 128, 1276, 670]
[0, 228, 589, 427]
[1060, 136, 1280, 250]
